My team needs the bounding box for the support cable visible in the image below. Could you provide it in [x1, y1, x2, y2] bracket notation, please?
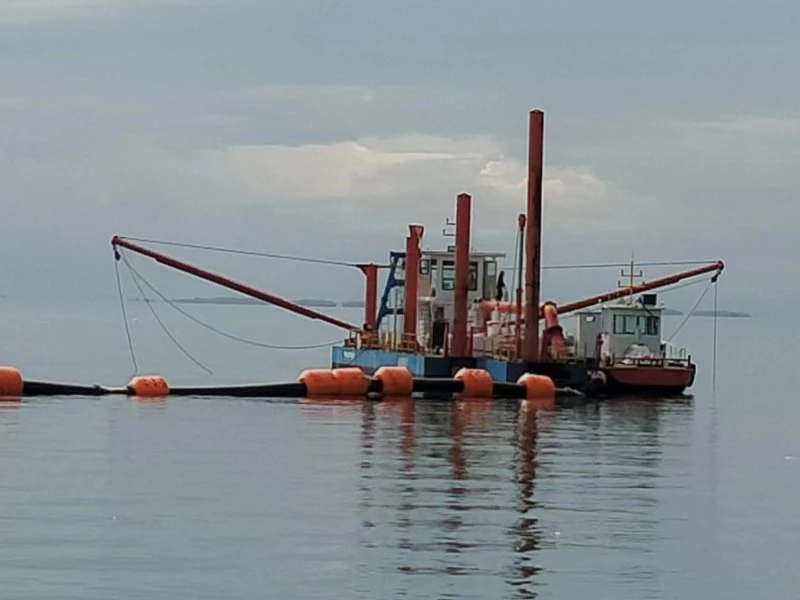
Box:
[121, 236, 357, 268]
[120, 253, 214, 375]
[712, 276, 719, 395]
[665, 278, 714, 342]
[114, 256, 139, 375]
[123, 255, 341, 351]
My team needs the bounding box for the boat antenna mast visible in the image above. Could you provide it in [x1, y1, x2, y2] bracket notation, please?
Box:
[617, 253, 643, 303]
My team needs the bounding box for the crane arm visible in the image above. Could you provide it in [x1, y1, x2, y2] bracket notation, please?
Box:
[554, 261, 724, 315]
[479, 261, 724, 320]
[111, 236, 361, 332]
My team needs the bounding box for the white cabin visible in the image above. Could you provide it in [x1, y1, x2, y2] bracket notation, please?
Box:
[571, 294, 669, 360]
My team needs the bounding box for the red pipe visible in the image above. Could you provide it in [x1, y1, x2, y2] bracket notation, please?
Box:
[515, 213, 526, 358]
[357, 264, 379, 330]
[451, 193, 471, 357]
[524, 109, 544, 362]
[111, 236, 360, 332]
[403, 225, 423, 342]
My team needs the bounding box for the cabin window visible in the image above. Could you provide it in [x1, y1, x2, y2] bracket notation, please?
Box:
[486, 261, 497, 277]
[420, 259, 430, 275]
[613, 315, 641, 334]
[439, 261, 478, 291]
[645, 315, 659, 335]
[441, 261, 455, 291]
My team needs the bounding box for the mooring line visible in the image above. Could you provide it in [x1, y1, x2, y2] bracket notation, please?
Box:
[665, 278, 714, 342]
[712, 278, 719, 396]
[123, 259, 341, 351]
[114, 256, 139, 375]
[120, 253, 214, 375]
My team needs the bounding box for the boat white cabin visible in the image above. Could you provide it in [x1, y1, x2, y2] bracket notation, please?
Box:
[569, 293, 687, 362]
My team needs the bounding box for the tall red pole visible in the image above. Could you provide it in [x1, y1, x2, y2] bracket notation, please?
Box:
[403, 225, 423, 343]
[523, 110, 544, 362]
[358, 264, 379, 329]
[451, 193, 471, 357]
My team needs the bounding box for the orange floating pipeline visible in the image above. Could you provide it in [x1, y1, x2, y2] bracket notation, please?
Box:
[0, 366, 23, 401]
[331, 367, 370, 397]
[298, 368, 340, 398]
[374, 366, 414, 396]
[516, 373, 556, 400]
[454, 368, 494, 398]
[127, 375, 170, 398]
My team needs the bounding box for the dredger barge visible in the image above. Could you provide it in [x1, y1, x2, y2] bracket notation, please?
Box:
[0, 108, 723, 402]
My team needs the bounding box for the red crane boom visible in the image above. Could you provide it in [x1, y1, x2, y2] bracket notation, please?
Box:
[478, 260, 724, 321]
[554, 260, 724, 315]
[111, 236, 361, 332]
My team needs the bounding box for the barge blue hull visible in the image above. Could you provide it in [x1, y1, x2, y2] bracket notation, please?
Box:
[331, 346, 590, 391]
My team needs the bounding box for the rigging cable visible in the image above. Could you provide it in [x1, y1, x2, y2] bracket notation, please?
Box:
[114, 255, 139, 375]
[665, 278, 714, 342]
[121, 236, 714, 273]
[123, 255, 342, 351]
[120, 253, 214, 375]
[712, 276, 719, 396]
[120, 237, 357, 268]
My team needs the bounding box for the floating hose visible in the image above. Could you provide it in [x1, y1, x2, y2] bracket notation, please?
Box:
[2, 365, 584, 406]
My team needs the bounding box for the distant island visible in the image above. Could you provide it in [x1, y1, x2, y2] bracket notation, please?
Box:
[127, 296, 753, 317]
[341, 300, 366, 308]
[694, 310, 752, 318]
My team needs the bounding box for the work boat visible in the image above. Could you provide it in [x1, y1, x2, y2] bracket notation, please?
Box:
[571, 293, 696, 396]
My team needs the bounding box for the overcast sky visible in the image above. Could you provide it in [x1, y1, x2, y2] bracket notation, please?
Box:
[1, 0, 798, 311]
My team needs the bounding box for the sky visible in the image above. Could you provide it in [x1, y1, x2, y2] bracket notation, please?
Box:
[1, 0, 798, 312]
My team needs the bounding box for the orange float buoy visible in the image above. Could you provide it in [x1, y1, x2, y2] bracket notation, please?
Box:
[0, 366, 23, 400]
[454, 368, 494, 398]
[127, 375, 170, 398]
[516, 373, 555, 400]
[331, 367, 370, 397]
[298, 369, 340, 397]
[374, 366, 414, 396]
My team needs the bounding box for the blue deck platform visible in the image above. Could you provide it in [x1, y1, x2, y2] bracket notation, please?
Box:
[331, 346, 590, 390]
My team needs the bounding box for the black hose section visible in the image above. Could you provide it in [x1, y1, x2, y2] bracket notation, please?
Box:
[22, 381, 112, 396]
[492, 381, 528, 399]
[412, 378, 465, 395]
[168, 382, 308, 398]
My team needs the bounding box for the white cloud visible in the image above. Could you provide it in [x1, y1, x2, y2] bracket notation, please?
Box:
[206, 134, 636, 236]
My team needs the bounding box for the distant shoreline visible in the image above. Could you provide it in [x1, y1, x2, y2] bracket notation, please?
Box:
[124, 296, 752, 317]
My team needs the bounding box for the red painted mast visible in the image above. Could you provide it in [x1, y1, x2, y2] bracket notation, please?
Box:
[111, 236, 360, 331]
[403, 225, 424, 343]
[357, 264, 379, 330]
[451, 193, 472, 357]
[524, 109, 544, 361]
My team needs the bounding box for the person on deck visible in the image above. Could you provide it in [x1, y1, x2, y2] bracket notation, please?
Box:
[495, 271, 507, 302]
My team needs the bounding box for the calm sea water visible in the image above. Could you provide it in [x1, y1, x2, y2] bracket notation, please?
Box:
[0, 298, 797, 599]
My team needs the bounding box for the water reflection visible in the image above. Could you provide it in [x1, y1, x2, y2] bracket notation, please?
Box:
[303, 393, 694, 598]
